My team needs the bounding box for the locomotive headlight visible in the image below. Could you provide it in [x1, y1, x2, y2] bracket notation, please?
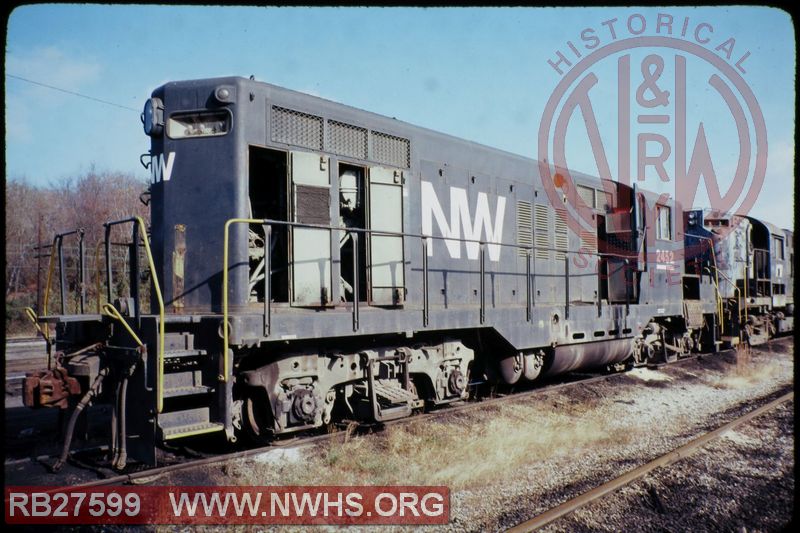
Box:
[214, 85, 235, 103]
[142, 97, 164, 136]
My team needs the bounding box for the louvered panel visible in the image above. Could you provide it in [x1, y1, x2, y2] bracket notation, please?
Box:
[554, 208, 568, 260]
[517, 201, 533, 257]
[580, 230, 597, 256]
[533, 204, 550, 260]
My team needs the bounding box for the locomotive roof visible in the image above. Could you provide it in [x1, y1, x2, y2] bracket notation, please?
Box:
[157, 75, 620, 188]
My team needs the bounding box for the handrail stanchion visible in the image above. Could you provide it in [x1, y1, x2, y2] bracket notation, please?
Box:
[479, 242, 486, 324]
[133, 216, 164, 413]
[263, 224, 271, 337]
[93, 240, 104, 313]
[105, 224, 113, 304]
[625, 259, 631, 316]
[58, 236, 66, 314]
[131, 221, 141, 327]
[422, 237, 429, 327]
[106, 217, 165, 411]
[526, 249, 532, 322]
[78, 229, 86, 314]
[564, 254, 570, 320]
[222, 218, 262, 386]
[352, 232, 359, 332]
[43, 236, 59, 316]
[532, 247, 536, 308]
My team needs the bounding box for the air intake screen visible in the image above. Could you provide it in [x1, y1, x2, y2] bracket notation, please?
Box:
[328, 120, 368, 160]
[272, 106, 323, 150]
[372, 131, 410, 168]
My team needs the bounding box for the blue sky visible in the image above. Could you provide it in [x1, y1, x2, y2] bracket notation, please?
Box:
[5, 6, 795, 228]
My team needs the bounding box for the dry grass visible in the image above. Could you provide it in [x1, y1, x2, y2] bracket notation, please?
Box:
[240, 399, 638, 490]
[735, 342, 752, 375]
[707, 342, 790, 390]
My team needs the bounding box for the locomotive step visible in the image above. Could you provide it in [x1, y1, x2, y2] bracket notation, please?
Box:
[162, 385, 215, 398]
[158, 406, 224, 440]
[373, 380, 417, 404]
[161, 421, 225, 440]
[39, 314, 103, 323]
[163, 349, 208, 360]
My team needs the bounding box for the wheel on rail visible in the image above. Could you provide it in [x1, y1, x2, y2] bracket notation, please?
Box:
[242, 390, 274, 445]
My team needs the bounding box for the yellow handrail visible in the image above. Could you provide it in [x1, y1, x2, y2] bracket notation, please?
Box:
[222, 218, 262, 383]
[702, 239, 723, 335]
[102, 303, 144, 347]
[703, 269, 725, 336]
[133, 216, 165, 413]
[714, 268, 743, 327]
[24, 306, 46, 339]
[40, 219, 165, 411]
[24, 306, 52, 369]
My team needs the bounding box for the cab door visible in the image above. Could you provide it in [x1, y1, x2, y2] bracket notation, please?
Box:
[289, 151, 332, 306]
[368, 166, 405, 305]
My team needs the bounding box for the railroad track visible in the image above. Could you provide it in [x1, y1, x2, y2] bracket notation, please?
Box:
[505, 388, 794, 532]
[4, 338, 47, 396]
[4, 338, 789, 492]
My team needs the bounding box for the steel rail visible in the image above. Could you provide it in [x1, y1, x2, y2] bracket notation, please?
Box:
[505, 389, 794, 533]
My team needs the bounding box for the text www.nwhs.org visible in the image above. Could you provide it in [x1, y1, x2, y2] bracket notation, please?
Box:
[5, 486, 450, 525]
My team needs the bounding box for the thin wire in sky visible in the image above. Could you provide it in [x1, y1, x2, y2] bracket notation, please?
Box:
[7, 73, 140, 113]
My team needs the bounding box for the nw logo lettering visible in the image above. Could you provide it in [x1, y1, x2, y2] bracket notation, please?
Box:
[421, 181, 506, 262]
[150, 152, 176, 183]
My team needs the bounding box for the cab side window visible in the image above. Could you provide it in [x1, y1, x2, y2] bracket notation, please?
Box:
[656, 204, 671, 240]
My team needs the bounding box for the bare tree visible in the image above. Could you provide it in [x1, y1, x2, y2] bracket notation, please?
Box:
[6, 169, 150, 333]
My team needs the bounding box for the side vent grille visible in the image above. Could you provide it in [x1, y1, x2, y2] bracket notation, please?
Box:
[272, 106, 323, 150]
[580, 229, 597, 256]
[554, 208, 569, 260]
[517, 201, 533, 257]
[372, 131, 410, 168]
[328, 120, 368, 159]
[533, 204, 551, 260]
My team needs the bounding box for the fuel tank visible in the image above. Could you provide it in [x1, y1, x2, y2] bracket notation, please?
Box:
[543, 339, 633, 376]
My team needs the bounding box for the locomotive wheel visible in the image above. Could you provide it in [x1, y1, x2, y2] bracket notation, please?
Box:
[243, 392, 274, 445]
